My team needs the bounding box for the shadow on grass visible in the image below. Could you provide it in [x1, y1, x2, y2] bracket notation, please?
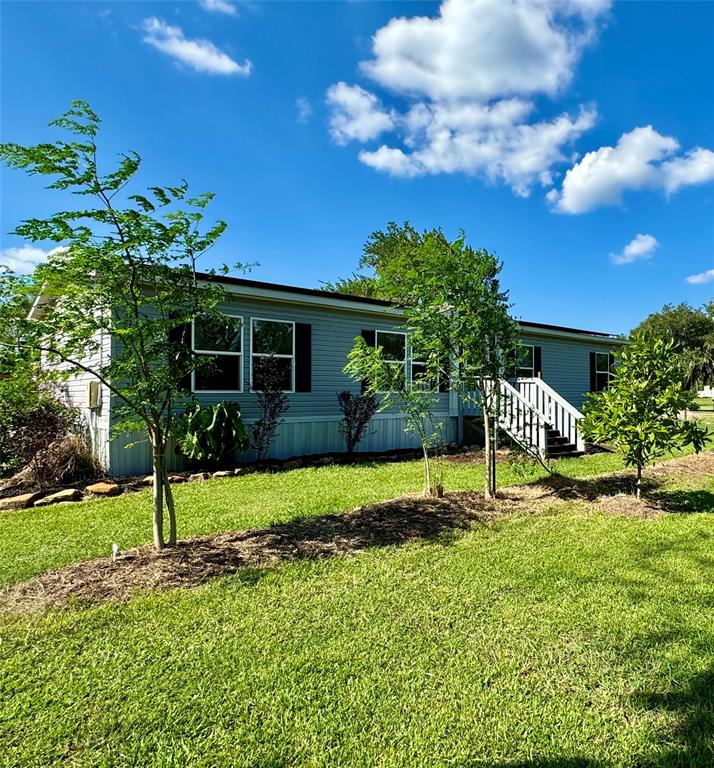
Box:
[541, 473, 714, 515]
[465, 760, 605, 768]
[635, 664, 714, 766]
[2, 492, 502, 610]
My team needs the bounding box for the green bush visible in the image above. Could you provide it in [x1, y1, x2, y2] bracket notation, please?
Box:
[174, 401, 249, 468]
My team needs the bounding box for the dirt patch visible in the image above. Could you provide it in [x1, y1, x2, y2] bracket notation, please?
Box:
[3, 452, 712, 613]
[1, 492, 514, 613]
[648, 451, 714, 480]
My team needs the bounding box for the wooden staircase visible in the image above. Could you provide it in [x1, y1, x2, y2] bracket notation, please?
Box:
[476, 377, 585, 461]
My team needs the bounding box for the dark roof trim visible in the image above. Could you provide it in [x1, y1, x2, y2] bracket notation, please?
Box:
[200, 272, 621, 340]
[197, 272, 394, 307]
[519, 319, 620, 340]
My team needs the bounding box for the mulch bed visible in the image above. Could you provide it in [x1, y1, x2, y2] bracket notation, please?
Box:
[2, 452, 712, 613]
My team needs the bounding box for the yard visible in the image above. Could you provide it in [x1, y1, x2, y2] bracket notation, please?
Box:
[2, 448, 714, 767]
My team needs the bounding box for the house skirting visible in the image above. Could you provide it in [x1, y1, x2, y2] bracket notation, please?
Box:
[106, 413, 457, 477]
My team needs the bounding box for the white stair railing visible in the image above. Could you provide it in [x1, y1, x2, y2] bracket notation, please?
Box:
[481, 379, 549, 459]
[515, 377, 585, 452]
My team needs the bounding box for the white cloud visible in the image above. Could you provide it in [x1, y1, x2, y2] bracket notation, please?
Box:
[142, 17, 251, 76]
[360, 103, 596, 194]
[361, 0, 609, 102]
[326, 0, 610, 196]
[662, 148, 714, 195]
[199, 0, 237, 15]
[296, 97, 312, 124]
[610, 233, 658, 265]
[550, 126, 714, 213]
[0, 245, 65, 275]
[686, 268, 714, 285]
[326, 82, 394, 145]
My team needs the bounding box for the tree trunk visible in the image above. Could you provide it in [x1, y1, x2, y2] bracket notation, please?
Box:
[483, 409, 494, 499]
[491, 424, 497, 497]
[160, 461, 177, 545]
[422, 441, 431, 495]
[151, 446, 165, 549]
[636, 462, 642, 499]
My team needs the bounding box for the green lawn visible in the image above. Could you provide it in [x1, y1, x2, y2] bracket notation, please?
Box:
[2, 450, 714, 767]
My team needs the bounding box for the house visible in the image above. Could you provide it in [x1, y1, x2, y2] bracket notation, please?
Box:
[40, 274, 623, 477]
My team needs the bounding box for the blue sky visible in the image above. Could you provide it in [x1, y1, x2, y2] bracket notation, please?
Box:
[1, 0, 713, 334]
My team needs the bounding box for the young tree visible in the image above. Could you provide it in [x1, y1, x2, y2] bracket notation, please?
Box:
[344, 339, 444, 494]
[581, 334, 709, 497]
[360, 224, 517, 499]
[0, 101, 242, 548]
[337, 390, 377, 453]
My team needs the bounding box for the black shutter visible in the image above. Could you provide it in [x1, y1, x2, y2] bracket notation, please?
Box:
[360, 330, 376, 392]
[534, 346, 542, 378]
[589, 352, 597, 393]
[361, 329, 376, 347]
[295, 323, 312, 393]
[169, 316, 192, 393]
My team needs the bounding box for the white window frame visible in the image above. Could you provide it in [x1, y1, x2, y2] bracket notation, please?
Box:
[373, 329, 407, 392]
[250, 317, 296, 394]
[191, 312, 244, 394]
[517, 344, 535, 378]
[595, 351, 612, 391]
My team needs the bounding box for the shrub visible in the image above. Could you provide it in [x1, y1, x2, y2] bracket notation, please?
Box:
[251, 355, 289, 461]
[26, 432, 102, 489]
[337, 390, 377, 453]
[0, 387, 79, 478]
[174, 401, 249, 468]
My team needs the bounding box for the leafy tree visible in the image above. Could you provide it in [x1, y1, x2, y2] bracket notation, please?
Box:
[0, 101, 243, 548]
[633, 302, 714, 389]
[250, 354, 289, 461]
[337, 390, 377, 453]
[344, 339, 444, 494]
[321, 221, 451, 301]
[321, 273, 383, 299]
[581, 334, 708, 497]
[343, 224, 517, 499]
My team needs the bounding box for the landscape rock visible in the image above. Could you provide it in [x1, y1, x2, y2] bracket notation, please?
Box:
[316, 457, 334, 466]
[0, 492, 45, 511]
[211, 470, 233, 479]
[34, 488, 83, 507]
[189, 472, 210, 482]
[85, 481, 122, 497]
[168, 474, 187, 483]
[234, 467, 256, 476]
[140, 475, 154, 486]
[283, 460, 302, 471]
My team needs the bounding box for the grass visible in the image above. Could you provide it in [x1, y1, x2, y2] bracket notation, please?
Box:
[2, 449, 714, 767]
[0, 451, 630, 589]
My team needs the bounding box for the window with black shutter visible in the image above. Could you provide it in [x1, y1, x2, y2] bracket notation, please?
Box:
[590, 351, 614, 392]
[251, 318, 295, 392]
[192, 312, 243, 393]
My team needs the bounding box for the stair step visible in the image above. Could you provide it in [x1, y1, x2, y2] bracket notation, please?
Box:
[547, 445, 584, 458]
[546, 435, 570, 446]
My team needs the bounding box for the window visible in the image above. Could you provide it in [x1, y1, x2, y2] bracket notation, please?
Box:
[594, 352, 612, 392]
[375, 330, 406, 389]
[192, 312, 243, 392]
[251, 318, 295, 392]
[517, 344, 535, 378]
